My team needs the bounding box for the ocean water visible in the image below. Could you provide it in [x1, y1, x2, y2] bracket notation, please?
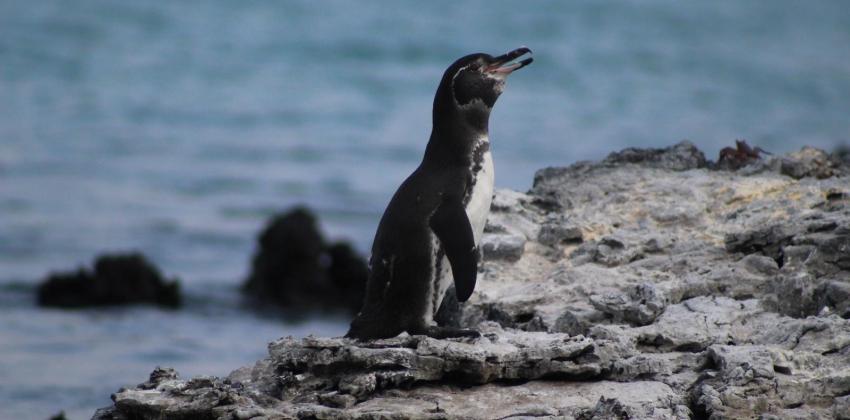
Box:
[1, 1, 849, 418]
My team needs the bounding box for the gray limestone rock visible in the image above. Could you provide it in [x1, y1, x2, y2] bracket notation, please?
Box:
[480, 233, 526, 261]
[602, 140, 708, 171]
[94, 144, 850, 420]
[589, 282, 667, 326]
[538, 216, 584, 246]
[779, 146, 844, 179]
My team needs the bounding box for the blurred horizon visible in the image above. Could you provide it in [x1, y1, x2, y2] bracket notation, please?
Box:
[1, 1, 849, 418]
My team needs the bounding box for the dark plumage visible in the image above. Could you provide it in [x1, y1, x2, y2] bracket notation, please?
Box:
[347, 48, 533, 340]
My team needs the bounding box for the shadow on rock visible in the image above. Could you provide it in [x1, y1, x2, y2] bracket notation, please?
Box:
[242, 206, 367, 315]
[37, 253, 181, 308]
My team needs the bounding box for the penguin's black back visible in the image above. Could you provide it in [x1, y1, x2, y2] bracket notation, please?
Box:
[347, 155, 471, 339]
[346, 51, 519, 340]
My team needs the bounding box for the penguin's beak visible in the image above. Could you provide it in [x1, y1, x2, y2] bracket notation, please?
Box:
[486, 47, 534, 74]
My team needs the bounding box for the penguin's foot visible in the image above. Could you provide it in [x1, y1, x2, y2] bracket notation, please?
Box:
[415, 326, 480, 340]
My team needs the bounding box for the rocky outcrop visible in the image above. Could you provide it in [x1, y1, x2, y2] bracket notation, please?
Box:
[94, 142, 850, 419]
[37, 253, 181, 308]
[243, 207, 368, 314]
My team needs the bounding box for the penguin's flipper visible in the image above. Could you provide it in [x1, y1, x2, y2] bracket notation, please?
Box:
[429, 195, 478, 302]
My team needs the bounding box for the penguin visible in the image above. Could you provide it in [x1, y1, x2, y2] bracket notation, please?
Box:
[346, 47, 533, 340]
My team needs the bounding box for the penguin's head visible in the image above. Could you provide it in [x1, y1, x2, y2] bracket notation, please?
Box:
[443, 47, 533, 111]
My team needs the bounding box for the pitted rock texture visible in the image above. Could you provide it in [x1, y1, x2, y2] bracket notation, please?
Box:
[95, 142, 850, 419]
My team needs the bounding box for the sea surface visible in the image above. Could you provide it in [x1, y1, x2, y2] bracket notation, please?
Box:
[1, 1, 849, 418]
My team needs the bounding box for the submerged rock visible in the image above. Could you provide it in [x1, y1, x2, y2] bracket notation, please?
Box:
[95, 142, 850, 419]
[242, 206, 368, 314]
[37, 253, 180, 308]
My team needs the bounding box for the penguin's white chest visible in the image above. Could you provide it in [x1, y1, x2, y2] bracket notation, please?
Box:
[464, 148, 494, 244]
[423, 140, 494, 325]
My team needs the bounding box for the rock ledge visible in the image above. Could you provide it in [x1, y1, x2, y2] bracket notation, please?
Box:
[95, 143, 850, 419]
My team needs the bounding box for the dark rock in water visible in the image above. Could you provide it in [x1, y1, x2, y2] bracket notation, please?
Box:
[243, 207, 367, 314]
[327, 242, 369, 300]
[36, 253, 180, 308]
[244, 208, 325, 304]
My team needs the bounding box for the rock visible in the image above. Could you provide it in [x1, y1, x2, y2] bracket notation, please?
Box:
[326, 242, 370, 304]
[589, 282, 667, 326]
[36, 253, 181, 308]
[578, 395, 690, 420]
[707, 345, 776, 383]
[480, 233, 525, 261]
[710, 141, 849, 180]
[724, 224, 794, 262]
[242, 206, 368, 314]
[101, 326, 689, 419]
[779, 146, 842, 179]
[95, 144, 850, 419]
[571, 235, 645, 267]
[139, 367, 180, 390]
[490, 188, 531, 212]
[553, 310, 591, 336]
[538, 216, 583, 246]
[836, 395, 850, 420]
[817, 280, 850, 319]
[602, 140, 708, 171]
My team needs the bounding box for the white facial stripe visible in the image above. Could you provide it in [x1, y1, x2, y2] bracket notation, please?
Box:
[451, 64, 473, 84]
[450, 63, 473, 108]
